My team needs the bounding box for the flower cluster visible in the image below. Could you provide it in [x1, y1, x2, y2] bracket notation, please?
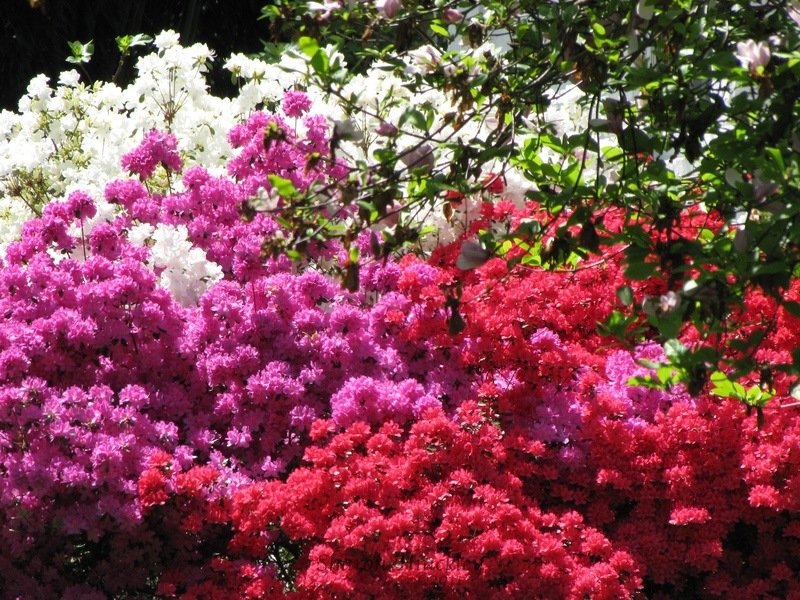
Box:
[4, 25, 800, 600]
[146, 342, 800, 599]
[0, 33, 315, 253]
[121, 190, 800, 599]
[121, 129, 183, 180]
[144, 405, 643, 600]
[0, 99, 480, 597]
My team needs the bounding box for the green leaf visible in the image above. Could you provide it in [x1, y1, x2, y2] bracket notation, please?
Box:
[297, 37, 319, 59]
[310, 50, 329, 75]
[663, 339, 688, 363]
[729, 330, 766, 353]
[285, 249, 303, 261]
[751, 262, 789, 277]
[430, 22, 450, 37]
[628, 374, 666, 389]
[637, 359, 662, 370]
[539, 134, 566, 153]
[471, 148, 511, 169]
[710, 371, 746, 399]
[66, 40, 94, 64]
[561, 161, 583, 187]
[657, 365, 678, 385]
[616, 285, 634, 306]
[782, 301, 800, 318]
[624, 261, 657, 280]
[268, 175, 298, 199]
[654, 312, 682, 340]
[598, 310, 639, 339]
[116, 33, 152, 55]
[745, 385, 772, 407]
[398, 108, 428, 132]
[765, 147, 786, 174]
[618, 126, 654, 155]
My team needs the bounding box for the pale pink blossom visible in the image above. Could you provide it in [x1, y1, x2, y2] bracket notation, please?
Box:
[399, 143, 434, 173]
[406, 45, 443, 75]
[789, 2, 800, 27]
[375, 120, 398, 136]
[735, 39, 771, 75]
[307, 0, 342, 18]
[442, 8, 463, 24]
[376, 0, 402, 18]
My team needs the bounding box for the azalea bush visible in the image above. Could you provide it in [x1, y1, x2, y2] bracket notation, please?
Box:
[137, 209, 800, 599]
[0, 85, 490, 596]
[3, 103, 800, 595]
[1, 0, 800, 597]
[249, 0, 800, 393]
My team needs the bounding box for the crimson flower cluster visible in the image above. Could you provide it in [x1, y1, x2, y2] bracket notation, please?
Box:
[143, 405, 642, 600]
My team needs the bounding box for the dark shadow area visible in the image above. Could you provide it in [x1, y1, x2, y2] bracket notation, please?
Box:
[0, 0, 269, 110]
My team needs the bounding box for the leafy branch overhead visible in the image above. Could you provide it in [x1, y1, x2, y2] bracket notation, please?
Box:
[247, 0, 800, 401]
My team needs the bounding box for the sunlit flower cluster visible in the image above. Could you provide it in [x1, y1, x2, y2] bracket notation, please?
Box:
[2, 17, 800, 599]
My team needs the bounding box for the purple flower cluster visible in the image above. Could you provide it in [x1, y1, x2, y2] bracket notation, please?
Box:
[120, 129, 183, 180]
[0, 102, 479, 597]
[597, 342, 696, 427]
[226, 108, 348, 198]
[281, 90, 313, 118]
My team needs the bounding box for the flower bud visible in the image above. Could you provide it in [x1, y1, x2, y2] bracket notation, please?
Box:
[375, 121, 398, 137]
[376, 0, 402, 18]
[442, 8, 463, 24]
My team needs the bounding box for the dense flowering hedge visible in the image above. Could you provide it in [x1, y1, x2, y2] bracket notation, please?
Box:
[134, 260, 800, 600]
[3, 33, 800, 600]
[0, 94, 495, 597]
